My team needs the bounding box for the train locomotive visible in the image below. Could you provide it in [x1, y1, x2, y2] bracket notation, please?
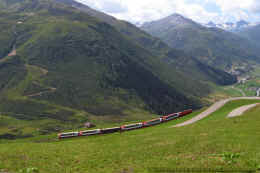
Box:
[58, 109, 192, 139]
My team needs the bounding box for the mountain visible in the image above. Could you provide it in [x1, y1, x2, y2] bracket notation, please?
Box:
[238, 24, 260, 47]
[55, 1, 237, 85]
[0, 0, 221, 137]
[141, 14, 260, 73]
[203, 20, 255, 32]
[206, 21, 217, 28]
[0, 0, 238, 138]
[237, 20, 250, 29]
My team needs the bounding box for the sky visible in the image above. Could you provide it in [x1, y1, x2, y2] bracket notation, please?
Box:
[76, 0, 260, 24]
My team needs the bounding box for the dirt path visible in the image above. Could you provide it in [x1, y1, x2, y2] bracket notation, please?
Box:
[7, 49, 16, 57]
[173, 97, 260, 127]
[26, 88, 56, 97]
[227, 103, 259, 118]
[24, 65, 56, 97]
[231, 86, 246, 96]
[7, 25, 18, 57]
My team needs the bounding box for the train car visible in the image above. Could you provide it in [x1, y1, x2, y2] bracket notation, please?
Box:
[179, 109, 193, 117]
[58, 131, 80, 139]
[57, 109, 193, 139]
[143, 118, 163, 127]
[162, 113, 180, 121]
[80, 129, 101, 136]
[120, 123, 143, 131]
[101, 127, 121, 134]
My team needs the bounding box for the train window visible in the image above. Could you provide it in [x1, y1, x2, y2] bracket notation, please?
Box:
[125, 123, 142, 128]
[61, 133, 73, 137]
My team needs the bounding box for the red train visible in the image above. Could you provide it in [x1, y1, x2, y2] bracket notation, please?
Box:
[58, 109, 192, 139]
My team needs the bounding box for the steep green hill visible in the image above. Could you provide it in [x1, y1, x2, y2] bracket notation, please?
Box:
[0, 0, 237, 138]
[141, 14, 260, 73]
[0, 0, 198, 137]
[53, 0, 237, 86]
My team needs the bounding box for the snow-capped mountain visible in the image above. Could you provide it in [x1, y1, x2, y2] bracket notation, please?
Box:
[202, 20, 258, 32]
[134, 22, 143, 27]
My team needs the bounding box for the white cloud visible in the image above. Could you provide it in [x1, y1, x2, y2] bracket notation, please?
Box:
[76, 0, 260, 24]
[77, 0, 127, 13]
[210, 0, 260, 23]
[250, 0, 260, 13]
[214, 0, 254, 11]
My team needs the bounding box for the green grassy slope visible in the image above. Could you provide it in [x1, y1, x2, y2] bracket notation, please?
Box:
[0, 100, 260, 172]
[0, 0, 216, 138]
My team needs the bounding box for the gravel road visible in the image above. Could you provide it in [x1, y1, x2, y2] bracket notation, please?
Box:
[174, 97, 260, 127]
[227, 103, 259, 118]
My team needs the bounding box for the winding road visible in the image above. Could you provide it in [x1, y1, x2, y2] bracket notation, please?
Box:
[174, 97, 260, 127]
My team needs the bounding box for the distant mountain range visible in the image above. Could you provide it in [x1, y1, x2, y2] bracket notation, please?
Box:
[141, 13, 260, 74]
[202, 20, 259, 32]
[139, 16, 258, 33]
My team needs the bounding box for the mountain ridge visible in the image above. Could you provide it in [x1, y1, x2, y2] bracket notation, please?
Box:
[202, 20, 256, 32]
[238, 24, 260, 47]
[52, 1, 237, 85]
[141, 13, 260, 74]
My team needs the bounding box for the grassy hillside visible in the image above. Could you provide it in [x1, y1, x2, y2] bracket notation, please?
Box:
[0, 0, 220, 138]
[141, 14, 260, 73]
[1, 99, 260, 172]
[53, 0, 237, 86]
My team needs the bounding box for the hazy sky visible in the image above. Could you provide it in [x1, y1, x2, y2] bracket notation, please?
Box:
[76, 0, 260, 24]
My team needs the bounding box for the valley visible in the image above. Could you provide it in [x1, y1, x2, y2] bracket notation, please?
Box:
[229, 66, 260, 97]
[0, 0, 259, 140]
[0, 0, 260, 172]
